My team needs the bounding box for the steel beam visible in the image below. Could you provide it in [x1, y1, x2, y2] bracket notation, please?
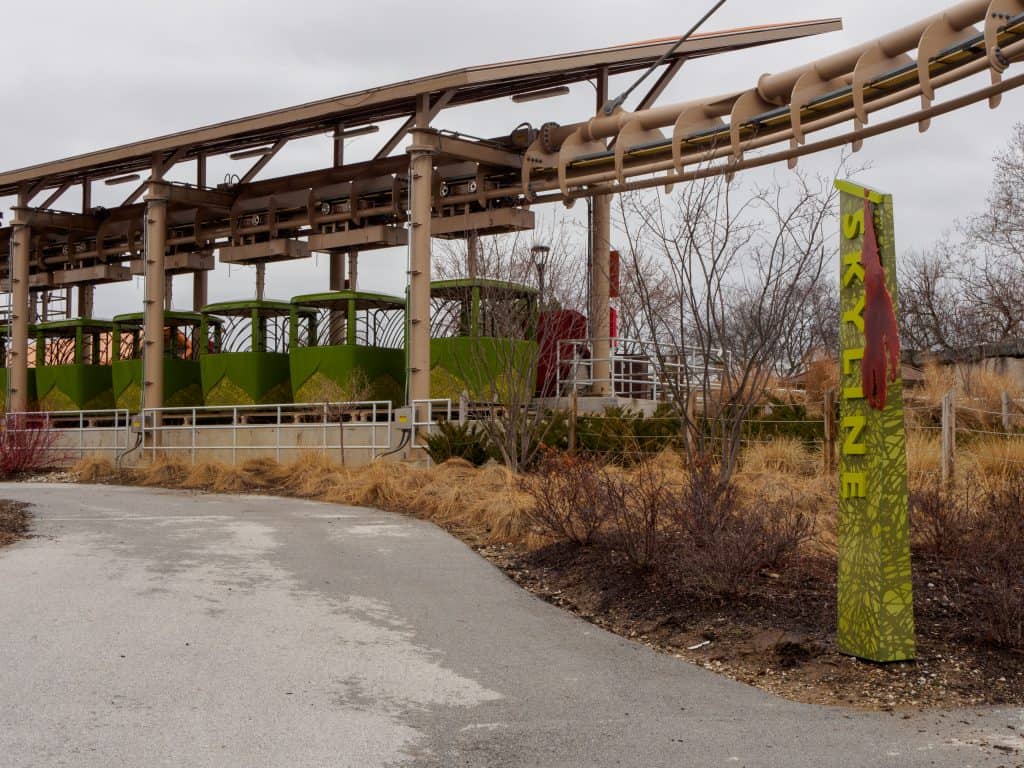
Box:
[158, 182, 234, 210]
[9, 202, 31, 412]
[38, 182, 74, 211]
[50, 264, 132, 286]
[130, 251, 214, 277]
[635, 58, 686, 111]
[375, 89, 456, 161]
[15, 208, 98, 233]
[143, 185, 169, 412]
[218, 238, 309, 265]
[306, 225, 408, 253]
[239, 138, 288, 184]
[430, 207, 534, 238]
[429, 134, 523, 168]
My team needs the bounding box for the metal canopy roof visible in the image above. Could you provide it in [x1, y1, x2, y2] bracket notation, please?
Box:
[0, 18, 840, 197]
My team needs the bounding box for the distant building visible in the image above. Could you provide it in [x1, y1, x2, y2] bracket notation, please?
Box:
[908, 339, 1024, 387]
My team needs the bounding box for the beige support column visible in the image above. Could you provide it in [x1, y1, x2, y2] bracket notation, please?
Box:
[328, 252, 346, 344]
[143, 186, 168, 412]
[77, 286, 94, 319]
[590, 67, 612, 396]
[192, 270, 208, 311]
[9, 204, 31, 413]
[407, 126, 435, 415]
[590, 195, 612, 395]
[467, 233, 479, 279]
[347, 250, 358, 291]
[255, 263, 266, 302]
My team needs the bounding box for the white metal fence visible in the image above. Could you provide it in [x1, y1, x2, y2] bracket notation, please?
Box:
[555, 338, 727, 401]
[411, 398, 453, 428]
[140, 401, 394, 464]
[3, 409, 132, 462]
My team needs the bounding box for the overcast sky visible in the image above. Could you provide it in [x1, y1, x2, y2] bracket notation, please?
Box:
[2, 0, 1022, 316]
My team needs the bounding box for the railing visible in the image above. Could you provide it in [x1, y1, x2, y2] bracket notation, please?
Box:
[3, 409, 132, 461]
[141, 401, 393, 464]
[555, 338, 727, 402]
[411, 398, 453, 428]
[409, 398, 454, 466]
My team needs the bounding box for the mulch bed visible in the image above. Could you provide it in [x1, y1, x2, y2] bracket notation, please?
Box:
[474, 541, 1024, 710]
[0, 500, 31, 548]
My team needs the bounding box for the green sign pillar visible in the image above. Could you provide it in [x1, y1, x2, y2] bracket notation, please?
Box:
[835, 180, 915, 662]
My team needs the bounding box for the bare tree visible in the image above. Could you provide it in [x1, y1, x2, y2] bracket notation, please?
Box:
[616, 166, 840, 482]
[774, 277, 839, 376]
[432, 217, 586, 313]
[898, 243, 982, 353]
[900, 120, 1024, 353]
[967, 122, 1024, 263]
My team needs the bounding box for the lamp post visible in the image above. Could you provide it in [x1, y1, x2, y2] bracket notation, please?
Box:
[531, 244, 550, 310]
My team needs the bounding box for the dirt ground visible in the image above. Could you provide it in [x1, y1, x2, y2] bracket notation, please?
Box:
[0, 500, 30, 548]
[474, 540, 1024, 711]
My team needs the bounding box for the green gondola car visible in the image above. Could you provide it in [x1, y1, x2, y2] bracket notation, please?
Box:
[289, 291, 405, 405]
[34, 319, 115, 411]
[112, 311, 217, 410]
[200, 300, 315, 406]
[0, 324, 37, 411]
[429, 279, 539, 401]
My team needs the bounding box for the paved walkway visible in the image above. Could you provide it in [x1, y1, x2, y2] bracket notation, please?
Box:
[0, 483, 1020, 767]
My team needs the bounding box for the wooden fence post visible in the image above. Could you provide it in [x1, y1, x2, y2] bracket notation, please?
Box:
[823, 388, 836, 474]
[1002, 390, 1012, 433]
[941, 389, 956, 486]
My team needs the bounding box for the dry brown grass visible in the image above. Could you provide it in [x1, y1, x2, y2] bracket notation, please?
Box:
[910, 363, 1022, 430]
[917, 362, 958, 408]
[74, 451, 533, 546]
[803, 359, 840, 416]
[961, 367, 1023, 407]
[69, 419, 1024, 554]
[742, 437, 819, 477]
[138, 458, 191, 487]
[72, 456, 117, 484]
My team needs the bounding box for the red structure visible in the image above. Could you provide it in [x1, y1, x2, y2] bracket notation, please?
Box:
[536, 310, 588, 397]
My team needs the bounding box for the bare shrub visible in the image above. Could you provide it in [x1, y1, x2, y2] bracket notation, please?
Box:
[910, 481, 973, 561]
[525, 453, 810, 592]
[970, 481, 1024, 649]
[670, 459, 813, 598]
[0, 414, 61, 477]
[523, 453, 609, 545]
[601, 462, 675, 571]
[911, 477, 1024, 650]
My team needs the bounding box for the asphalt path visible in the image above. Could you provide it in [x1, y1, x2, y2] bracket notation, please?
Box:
[0, 483, 1021, 767]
